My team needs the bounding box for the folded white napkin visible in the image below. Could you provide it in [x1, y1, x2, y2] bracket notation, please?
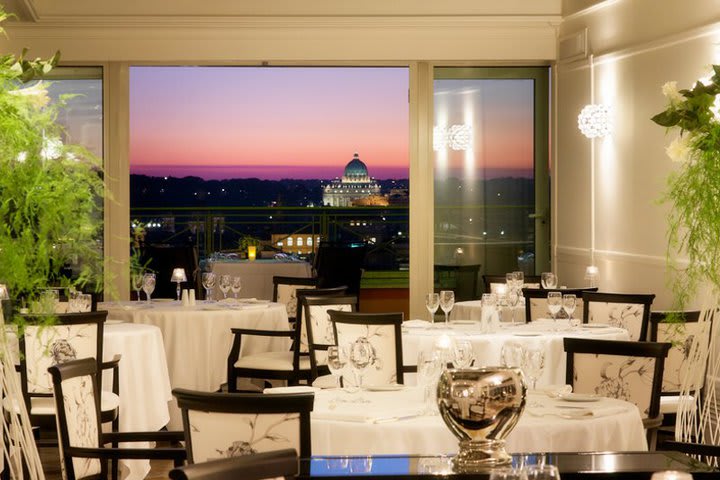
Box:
[528, 404, 627, 419]
[263, 386, 320, 394]
[402, 319, 432, 328]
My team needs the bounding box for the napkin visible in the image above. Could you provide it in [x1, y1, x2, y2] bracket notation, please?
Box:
[263, 386, 320, 395]
[402, 319, 432, 328]
[528, 404, 627, 419]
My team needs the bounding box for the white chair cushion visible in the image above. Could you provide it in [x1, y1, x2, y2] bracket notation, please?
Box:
[4, 391, 120, 416]
[234, 351, 311, 371]
[659, 394, 696, 415]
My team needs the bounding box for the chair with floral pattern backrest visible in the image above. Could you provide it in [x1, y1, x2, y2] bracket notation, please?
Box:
[329, 310, 404, 387]
[48, 358, 186, 480]
[272, 276, 317, 324]
[522, 287, 597, 323]
[563, 337, 671, 449]
[172, 388, 313, 464]
[581, 292, 656, 341]
[301, 294, 358, 382]
[15, 311, 120, 447]
[649, 310, 712, 425]
[169, 449, 298, 480]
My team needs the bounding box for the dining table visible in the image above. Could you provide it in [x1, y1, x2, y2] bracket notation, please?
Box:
[307, 386, 647, 456]
[100, 299, 291, 428]
[209, 259, 313, 300]
[401, 320, 630, 387]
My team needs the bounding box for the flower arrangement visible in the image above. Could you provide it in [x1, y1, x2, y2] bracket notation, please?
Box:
[652, 65, 720, 311]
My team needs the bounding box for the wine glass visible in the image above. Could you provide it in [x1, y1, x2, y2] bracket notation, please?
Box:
[507, 287, 520, 324]
[417, 350, 443, 415]
[513, 271, 525, 304]
[439, 290, 455, 325]
[563, 294, 577, 326]
[348, 337, 373, 401]
[131, 272, 144, 303]
[541, 272, 558, 289]
[231, 276, 242, 299]
[501, 341, 525, 369]
[142, 273, 156, 304]
[524, 347, 545, 390]
[218, 274, 231, 299]
[525, 464, 561, 480]
[481, 293, 499, 333]
[326, 345, 347, 389]
[452, 339, 474, 368]
[425, 293, 440, 323]
[201, 272, 216, 301]
[547, 291, 562, 329]
[489, 467, 528, 480]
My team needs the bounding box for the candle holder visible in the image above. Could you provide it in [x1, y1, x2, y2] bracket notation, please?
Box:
[247, 245, 257, 261]
[171, 268, 187, 301]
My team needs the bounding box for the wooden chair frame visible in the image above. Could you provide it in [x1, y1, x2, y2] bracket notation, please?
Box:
[172, 388, 313, 462]
[521, 287, 598, 324]
[48, 358, 185, 480]
[328, 310, 405, 385]
[169, 449, 298, 480]
[581, 292, 656, 341]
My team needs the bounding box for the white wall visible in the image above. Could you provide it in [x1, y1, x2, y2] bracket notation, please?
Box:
[556, 0, 720, 309]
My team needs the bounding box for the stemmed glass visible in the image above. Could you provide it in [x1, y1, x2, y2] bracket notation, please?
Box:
[489, 467, 528, 480]
[348, 337, 373, 401]
[218, 274, 231, 299]
[501, 342, 525, 369]
[142, 273, 156, 304]
[563, 294, 577, 327]
[481, 293, 499, 333]
[326, 345, 347, 389]
[201, 272, 216, 301]
[507, 287, 520, 324]
[131, 272, 144, 303]
[513, 271, 525, 305]
[525, 465, 561, 480]
[425, 293, 440, 323]
[417, 350, 443, 415]
[439, 290, 455, 325]
[547, 291, 562, 329]
[452, 339, 474, 368]
[524, 347, 545, 390]
[541, 272, 558, 289]
[231, 276, 243, 299]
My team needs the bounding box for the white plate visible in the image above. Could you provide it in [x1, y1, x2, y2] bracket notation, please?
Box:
[512, 332, 542, 337]
[581, 324, 610, 329]
[558, 393, 600, 402]
[365, 384, 404, 392]
[451, 320, 477, 325]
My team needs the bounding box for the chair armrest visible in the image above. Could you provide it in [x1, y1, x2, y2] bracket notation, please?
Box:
[69, 446, 186, 461]
[230, 328, 294, 337]
[101, 354, 122, 396]
[103, 430, 185, 443]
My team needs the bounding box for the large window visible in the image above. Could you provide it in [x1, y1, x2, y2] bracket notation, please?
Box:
[433, 67, 550, 300]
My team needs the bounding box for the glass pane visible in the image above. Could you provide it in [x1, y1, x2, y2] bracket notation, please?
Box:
[434, 70, 547, 301]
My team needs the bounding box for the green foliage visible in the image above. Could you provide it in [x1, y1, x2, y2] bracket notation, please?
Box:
[0, 8, 104, 318]
[652, 67, 720, 314]
[238, 235, 261, 251]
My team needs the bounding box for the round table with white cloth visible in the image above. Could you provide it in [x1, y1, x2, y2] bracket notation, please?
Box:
[101, 300, 291, 429]
[402, 320, 630, 388]
[209, 259, 312, 300]
[309, 387, 647, 455]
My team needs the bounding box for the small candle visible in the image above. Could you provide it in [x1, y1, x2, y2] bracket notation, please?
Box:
[248, 245, 257, 261]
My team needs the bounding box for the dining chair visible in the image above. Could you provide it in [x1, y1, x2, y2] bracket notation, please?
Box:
[169, 449, 298, 480]
[582, 292, 656, 341]
[563, 337, 671, 449]
[649, 310, 712, 434]
[302, 295, 358, 381]
[482, 274, 541, 294]
[313, 241, 367, 296]
[329, 310, 404, 386]
[172, 388, 313, 463]
[47, 358, 186, 480]
[434, 264, 481, 301]
[226, 286, 347, 391]
[13, 311, 120, 447]
[272, 275, 317, 323]
[522, 287, 598, 323]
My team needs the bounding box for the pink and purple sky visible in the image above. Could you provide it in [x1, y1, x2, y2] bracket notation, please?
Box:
[129, 67, 534, 181]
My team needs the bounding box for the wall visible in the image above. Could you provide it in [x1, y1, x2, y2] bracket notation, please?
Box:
[556, 0, 720, 309]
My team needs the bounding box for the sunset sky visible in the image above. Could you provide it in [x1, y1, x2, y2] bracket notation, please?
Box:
[129, 67, 534, 180]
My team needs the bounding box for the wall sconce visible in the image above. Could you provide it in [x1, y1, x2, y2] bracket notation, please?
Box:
[578, 104, 611, 138]
[247, 245, 257, 261]
[433, 124, 473, 151]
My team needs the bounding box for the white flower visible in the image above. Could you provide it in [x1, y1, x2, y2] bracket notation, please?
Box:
[41, 136, 63, 160]
[666, 134, 696, 163]
[662, 81, 684, 105]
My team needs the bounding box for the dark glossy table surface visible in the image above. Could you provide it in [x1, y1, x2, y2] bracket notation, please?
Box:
[299, 451, 716, 479]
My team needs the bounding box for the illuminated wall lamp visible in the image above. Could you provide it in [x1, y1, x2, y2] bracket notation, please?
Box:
[577, 104, 611, 139]
[433, 124, 473, 151]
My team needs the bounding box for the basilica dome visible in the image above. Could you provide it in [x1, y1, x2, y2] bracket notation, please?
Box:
[343, 153, 369, 178]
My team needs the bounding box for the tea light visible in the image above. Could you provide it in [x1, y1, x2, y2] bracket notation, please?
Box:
[248, 245, 257, 261]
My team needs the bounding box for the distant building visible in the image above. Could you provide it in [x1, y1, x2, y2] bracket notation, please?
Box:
[272, 233, 321, 256]
[322, 153, 383, 207]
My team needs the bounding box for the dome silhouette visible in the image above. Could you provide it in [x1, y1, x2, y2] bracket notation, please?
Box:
[343, 153, 368, 178]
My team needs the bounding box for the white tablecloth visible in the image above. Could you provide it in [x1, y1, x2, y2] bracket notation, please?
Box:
[402, 321, 629, 387]
[101, 300, 291, 429]
[310, 387, 647, 455]
[209, 260, 312, 300]
[103, 322, 171, 480]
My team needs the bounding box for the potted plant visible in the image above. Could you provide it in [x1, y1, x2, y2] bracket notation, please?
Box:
[0, 8, 105, 319]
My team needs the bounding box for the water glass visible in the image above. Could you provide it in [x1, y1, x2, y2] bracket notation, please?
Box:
[525, 465, 561, 480]
[142, 273, 156, 303]
[348, 337, 373, 400]
[218, 274, 231, 299]
[452, 339, 474, 368]
[231, 276, 243, 298]
[524, 347, 545, 390]
[501, 341, 525, 369]
[489, 467, 528, 480]
[507, 287, 520, 324]
[326, 345, 347, 388]
[481, 293, 499, 332]
[547, 291, 562, 327]
[425, 293, 440, 322]
[131, 273, 144, 302]
[417, 350, 443, 415]
[201, 272, 216, 301]
[439, 290, 455, 325]
[562, 294, 577, 325]
[541, 272, 558, 289]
